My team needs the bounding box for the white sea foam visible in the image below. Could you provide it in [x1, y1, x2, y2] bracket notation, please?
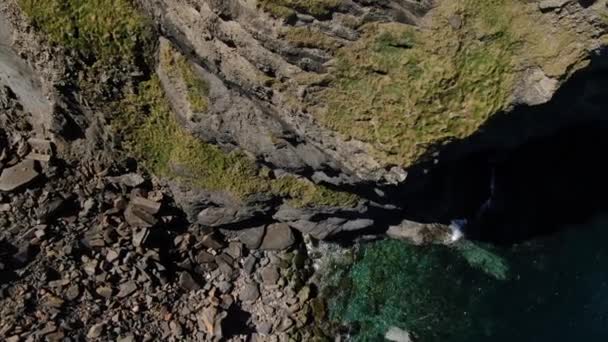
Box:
[449, 219, 467, 242]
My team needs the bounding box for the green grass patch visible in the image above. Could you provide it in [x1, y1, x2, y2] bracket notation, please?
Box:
[18, 0, 153, 64]
[115, 76, 358, 207]
[318, 0, 584, 167]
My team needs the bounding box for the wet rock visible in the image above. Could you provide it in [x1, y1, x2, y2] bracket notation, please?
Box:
[259, 223, 295, 250]
[239, 283, 260, 302]
[237, 225, 266, 249]
[385, 326, 412, 342]
[0, 159, 39, 192]
[386, 220, 453, 245]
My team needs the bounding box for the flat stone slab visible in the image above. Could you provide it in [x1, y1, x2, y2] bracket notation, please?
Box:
[539, 0, 571, 11]
[0, 159, 39, 192]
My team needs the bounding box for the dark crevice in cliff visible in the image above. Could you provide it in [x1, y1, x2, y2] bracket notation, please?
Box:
[386, 54, 608, 244]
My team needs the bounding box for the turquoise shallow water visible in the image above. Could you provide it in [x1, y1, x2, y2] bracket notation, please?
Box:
[328, 215, 608, 341]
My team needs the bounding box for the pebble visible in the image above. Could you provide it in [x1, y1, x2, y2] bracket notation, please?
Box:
[261, 267, 280, 285]
[118, 281, 137, 298]
[87, 323, 105, 339]
[178, 271, 201, 291]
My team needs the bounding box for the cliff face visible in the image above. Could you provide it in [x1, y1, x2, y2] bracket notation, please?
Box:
[1, 0, 608, 340]
[1, 0, 607, 240]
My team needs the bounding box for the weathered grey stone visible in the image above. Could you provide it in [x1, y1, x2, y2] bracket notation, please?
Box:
[107, 173, 145, 188]
[124, 205, 157, 228]
[178, 271, 201, 291]
[239, 283, 260, 302]
[0, 159, 39, 192]
[261, 267, 280, 285]
[539, 0, 571, 11]
[131, 195, 161, 215]
[117, 281, 137, 298]
[197, 206, 254, 227]
[259, 223, 295, 250]
[87, 323, 105, 339]
[237, 225, 265, 249]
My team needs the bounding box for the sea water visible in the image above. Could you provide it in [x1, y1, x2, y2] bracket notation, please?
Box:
[328, 215, 608, 341]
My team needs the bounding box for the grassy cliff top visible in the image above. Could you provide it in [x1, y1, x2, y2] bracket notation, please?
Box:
[18, 0, 153, 63]
[316, 0, 588, 167]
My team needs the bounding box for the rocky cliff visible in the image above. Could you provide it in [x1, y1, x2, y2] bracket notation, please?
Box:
[0, 0, 607, 340]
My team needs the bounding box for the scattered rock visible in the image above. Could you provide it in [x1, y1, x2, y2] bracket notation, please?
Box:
[96, 286, 113, 299]
[108, 173, 145, 187]
[0, 159, 39, 192]
[125, 205, 157, 228]
[260, 223, 295, 250]
[261, 267, 280, 285]
[239, 283, 260, 302]
[132, 228, 150, 248]
[201, 233, 224, 250]
[131, 195, 161, 215]
[87, 323, 105, 339]
[118, 281, 137, 298]
[237, 225, 265, 249]
[178, 271, 201, 291]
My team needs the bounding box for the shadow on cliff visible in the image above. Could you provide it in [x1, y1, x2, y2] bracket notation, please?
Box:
[386, 53, 608, 245]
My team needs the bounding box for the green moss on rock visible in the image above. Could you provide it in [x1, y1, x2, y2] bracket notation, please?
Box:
[318, 0, 585, 167]
[18, 0, 153, 63]
[282, 27, 341, 51]
[115, 76, 358, 207]
[160, 44, 210, 113]
[259, 0, 342, 19]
